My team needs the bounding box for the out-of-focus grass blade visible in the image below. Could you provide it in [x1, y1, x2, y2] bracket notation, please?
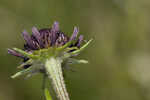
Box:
[44, 88, 52, 100]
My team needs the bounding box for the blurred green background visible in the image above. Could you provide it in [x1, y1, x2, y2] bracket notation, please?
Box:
[1, 0, 150, 100]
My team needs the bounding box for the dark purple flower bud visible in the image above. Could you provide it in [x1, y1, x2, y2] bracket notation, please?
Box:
[55, 32, 69, 47]
[39, 29, 53, 47]
[70, 26, 79, 41]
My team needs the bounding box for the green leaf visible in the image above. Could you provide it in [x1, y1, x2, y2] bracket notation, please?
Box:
[44, 88, 52, 100]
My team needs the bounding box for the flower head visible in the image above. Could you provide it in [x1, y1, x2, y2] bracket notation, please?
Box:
[8, 21, 91, 70]
[8, 21, 92, 100]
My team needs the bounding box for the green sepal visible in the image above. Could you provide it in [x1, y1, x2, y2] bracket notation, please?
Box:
[11, 66, 32, 78]
[13, 48, 39, 59]
[56, 40, 74, 51]
[67, 58, 88, 64]
[64, 47, 78, 52]
[71, 39, 93, 55]
[17, 59, 33, 69]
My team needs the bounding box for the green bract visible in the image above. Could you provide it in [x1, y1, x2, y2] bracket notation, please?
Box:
[11, 39, 92, 78]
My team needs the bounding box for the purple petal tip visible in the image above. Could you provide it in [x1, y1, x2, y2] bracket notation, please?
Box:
[79, 35, 83, 40]
[52, 21, 59, 32]
[77, 35, 83, 47]
[32, 27, 41, 39]
[32, 27, 39, 34]
[22, 30, 35, 49]
[70, 26, 79, 41]
[22, 30, 28, 35]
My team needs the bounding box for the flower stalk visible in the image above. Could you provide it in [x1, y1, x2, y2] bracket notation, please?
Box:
[45, 88, 53, 100]
[45, 57, 69, 100]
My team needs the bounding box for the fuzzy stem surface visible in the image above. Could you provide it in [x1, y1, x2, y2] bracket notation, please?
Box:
[45, 57, 70, 100]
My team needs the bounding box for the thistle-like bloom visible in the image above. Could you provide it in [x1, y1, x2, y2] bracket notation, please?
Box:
[8, 21, 92, 100]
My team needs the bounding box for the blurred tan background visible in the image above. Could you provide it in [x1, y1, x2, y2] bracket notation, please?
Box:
[1, 0, 150, 100]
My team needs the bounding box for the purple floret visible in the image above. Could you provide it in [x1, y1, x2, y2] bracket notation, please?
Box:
[70, 27, 79, 41]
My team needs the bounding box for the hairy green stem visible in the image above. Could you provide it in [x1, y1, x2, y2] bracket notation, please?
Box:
[45, 57, 70, 100]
